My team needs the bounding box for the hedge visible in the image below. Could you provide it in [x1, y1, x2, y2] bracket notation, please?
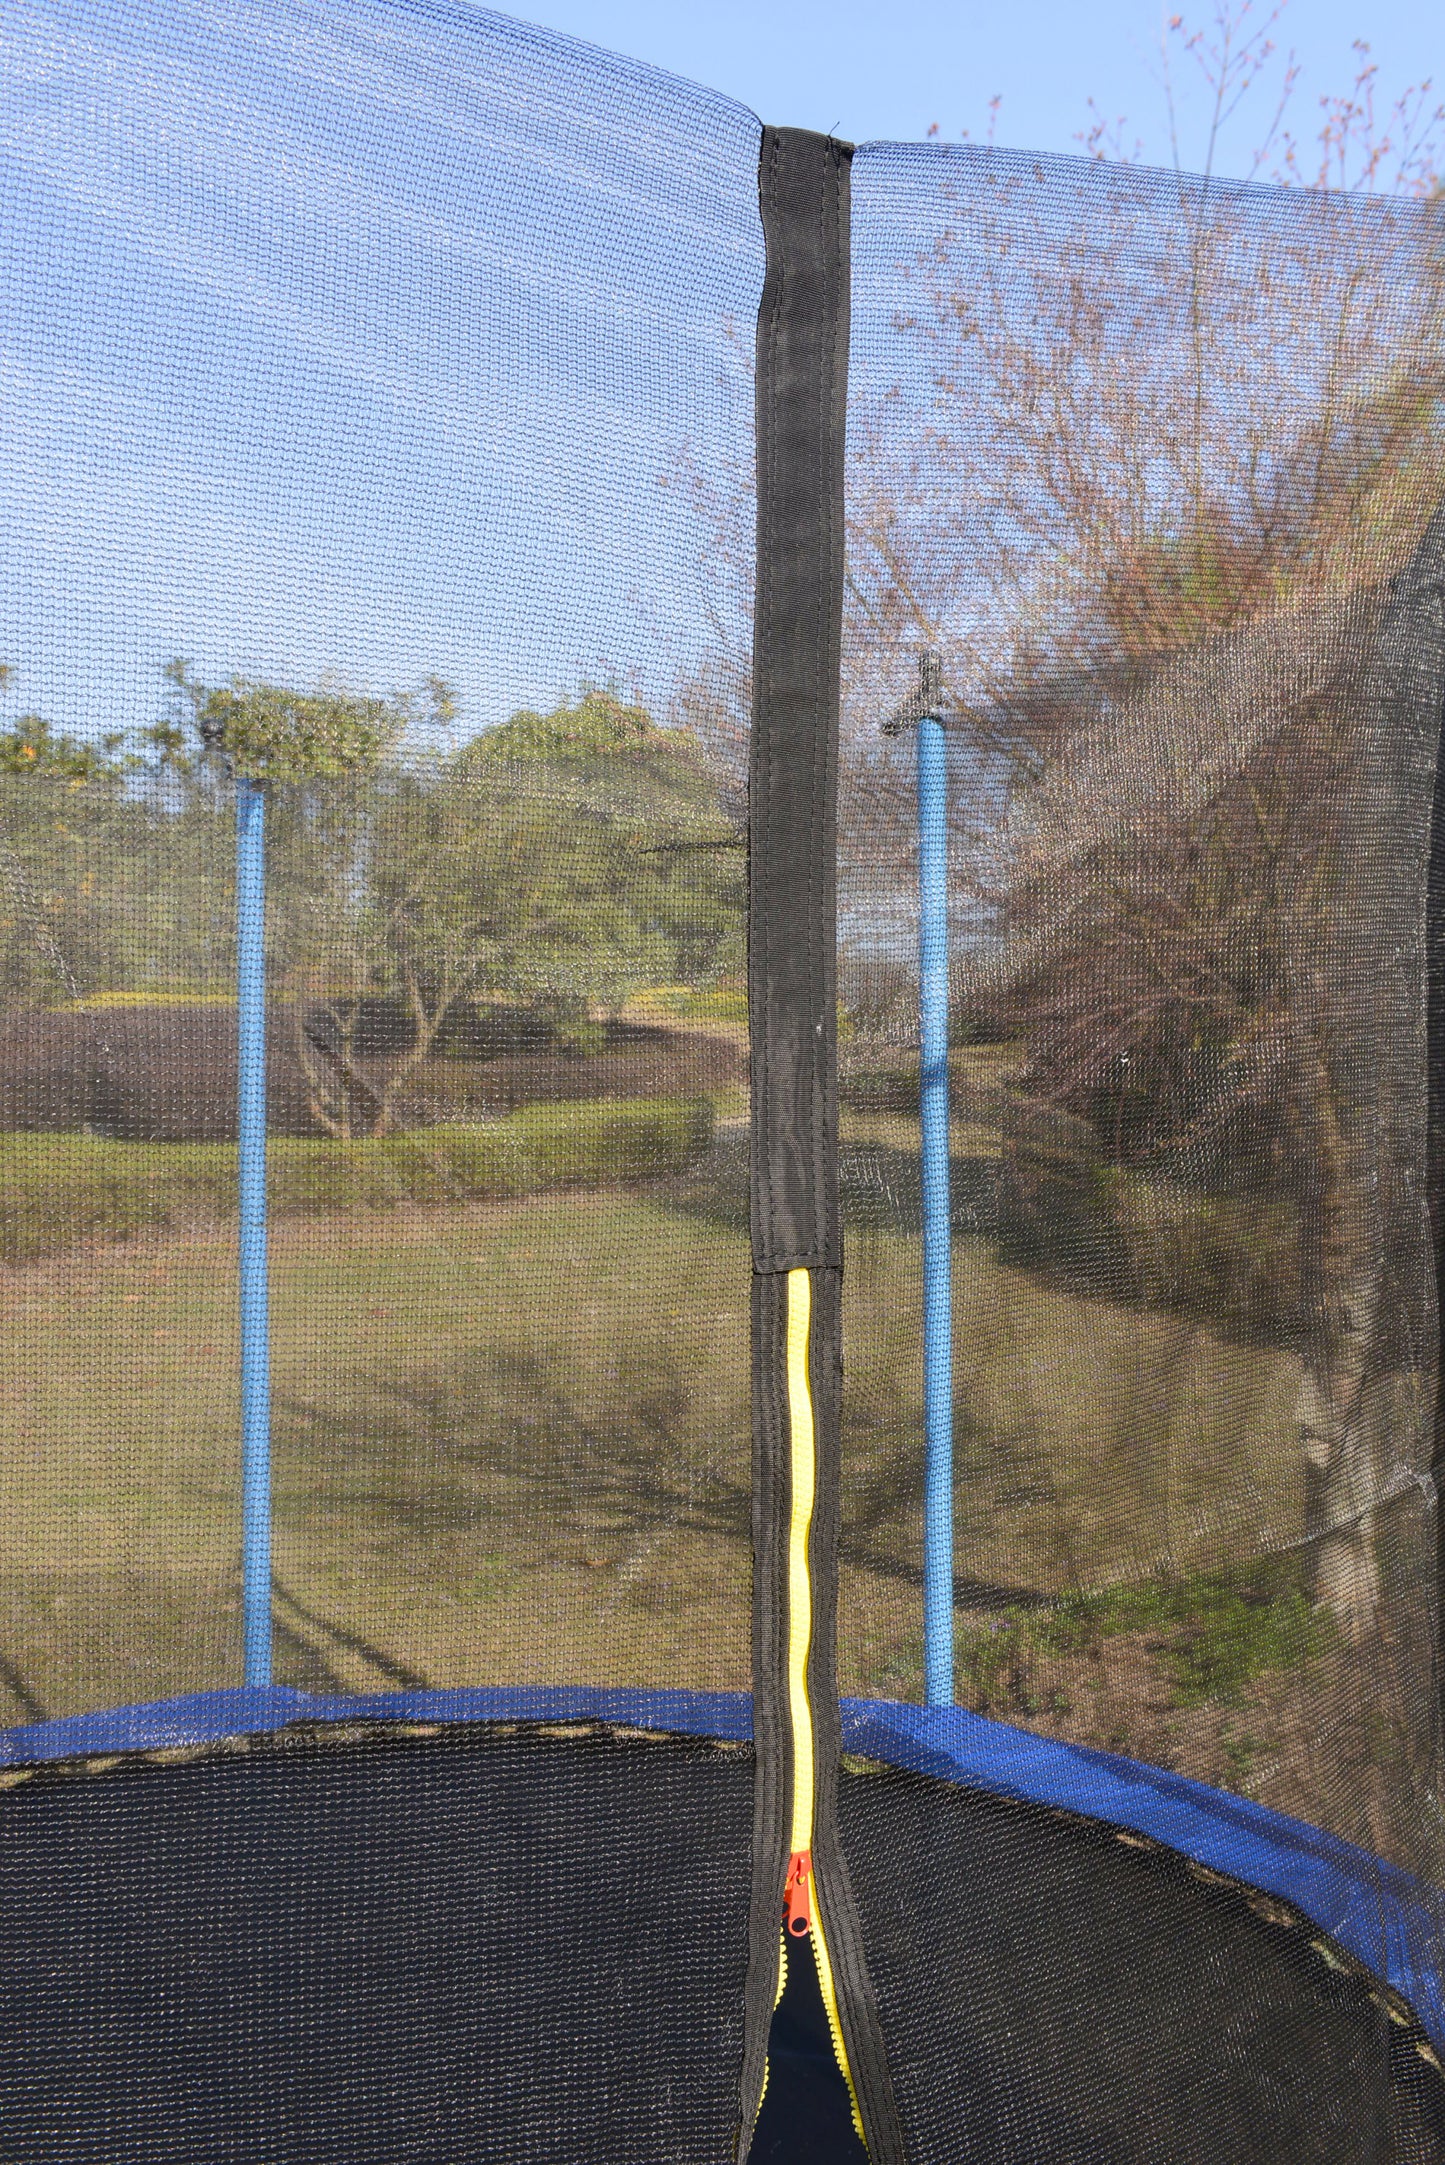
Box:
[0, 1096, 715, 1265]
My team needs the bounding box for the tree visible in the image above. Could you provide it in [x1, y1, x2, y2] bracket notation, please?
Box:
[165, 674, 743, 1138]
[305, 687, 742, 1137]
[0, 678, 163, 1005]
[986, 537, 1443, 1636]
[671, 3, 1445, 1645]
[903, 23, 1445, 1638]
[0, 654, 743, 1133]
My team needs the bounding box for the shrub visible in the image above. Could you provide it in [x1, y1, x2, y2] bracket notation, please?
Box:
[1110, 1173, 1300, 1338]
[0, 1096, 715, 1265]
[951, 1560, 1331, 1717]
[0, 1002, 741, 1141]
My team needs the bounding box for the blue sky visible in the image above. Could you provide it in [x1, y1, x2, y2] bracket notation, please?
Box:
[0, 0, 765, 741]
[0, 0, 1438, 749]
[519, 0, 1440, 175]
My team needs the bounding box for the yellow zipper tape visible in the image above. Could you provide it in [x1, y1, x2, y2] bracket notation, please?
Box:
[783, 1266, 866, 2148]
[809, 1870, 867, 2147]
[784, 1267, 817, 1859]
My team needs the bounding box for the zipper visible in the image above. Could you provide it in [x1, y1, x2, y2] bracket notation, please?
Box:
[770, 1266, 867, 2147]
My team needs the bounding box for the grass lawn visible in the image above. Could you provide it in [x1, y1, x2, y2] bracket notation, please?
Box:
[0, 1158, 1305, 1728]
[840, 1219, 1304, 1692]
[0, 1189, 753, 1717]
[0, 1079, 1425, 1862]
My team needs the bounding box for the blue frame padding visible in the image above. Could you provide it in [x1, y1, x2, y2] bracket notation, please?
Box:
[0, 1685, 756, 1764]
[840, 1700, 1445, 2054]
[3, 1686, 1440, 2051]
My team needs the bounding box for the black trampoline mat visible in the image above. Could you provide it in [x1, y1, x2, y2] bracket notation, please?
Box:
[840, 1759, 1445, 2164]
[1, 1719, 1443, 2163]
[0, 1723, 753, 2164]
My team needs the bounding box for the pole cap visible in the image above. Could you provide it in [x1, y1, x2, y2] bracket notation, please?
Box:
[883, 649, 945, 735]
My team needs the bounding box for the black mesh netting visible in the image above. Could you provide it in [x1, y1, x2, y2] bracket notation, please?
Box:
[0, 0, 761, 1716]
[837, 141, 1445, 1875]
[839, 1759, 1445, 2164]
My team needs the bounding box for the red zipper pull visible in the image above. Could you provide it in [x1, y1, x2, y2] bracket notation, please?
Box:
[783, 1848, 813, 1937]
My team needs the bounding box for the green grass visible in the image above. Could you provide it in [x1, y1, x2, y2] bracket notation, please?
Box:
[641, 983, 748, 1026]
[0, 1096, 714, 1264]
[839, 1223, 1301, 1635]
[949, 1561, 1331, 1714]
[0, 1129, 1330, 1838]
[0, 1189, 754, 1715]
[0, 1178, 1308, 1723]
[62, 990, 238, 1010]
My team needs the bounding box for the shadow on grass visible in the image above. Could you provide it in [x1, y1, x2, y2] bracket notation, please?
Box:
[842, 1462, 1053, 1617]
[273, 1575, 429, 1692]
[274, 1346, 753, 1553]
[269, 1321, 1053, 1643]
[658, 1133, 1295, 1350]
[0, 1647, 45, 1724]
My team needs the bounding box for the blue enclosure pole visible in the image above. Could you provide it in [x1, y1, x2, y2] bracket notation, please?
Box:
[235, 777, 273, 1689]
[917, 708, 954, 1708]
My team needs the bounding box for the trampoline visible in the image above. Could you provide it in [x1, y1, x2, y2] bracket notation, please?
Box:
[1, 3, 1445, 2160]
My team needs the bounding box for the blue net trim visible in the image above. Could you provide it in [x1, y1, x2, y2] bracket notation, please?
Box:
[2, 1686, 1439, 2051]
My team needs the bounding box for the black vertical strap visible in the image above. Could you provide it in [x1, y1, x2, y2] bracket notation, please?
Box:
[749, 123, 846, 1277]
[741, 124, 904, 2163]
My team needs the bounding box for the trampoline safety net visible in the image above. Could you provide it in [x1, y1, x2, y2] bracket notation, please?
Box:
[0, 4, 1443, 2161]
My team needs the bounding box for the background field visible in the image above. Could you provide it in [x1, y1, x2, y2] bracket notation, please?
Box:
[0, 1034, 1427, 1861]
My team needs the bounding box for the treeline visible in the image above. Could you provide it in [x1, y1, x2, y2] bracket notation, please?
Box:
[0, 678, 746, 1140]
